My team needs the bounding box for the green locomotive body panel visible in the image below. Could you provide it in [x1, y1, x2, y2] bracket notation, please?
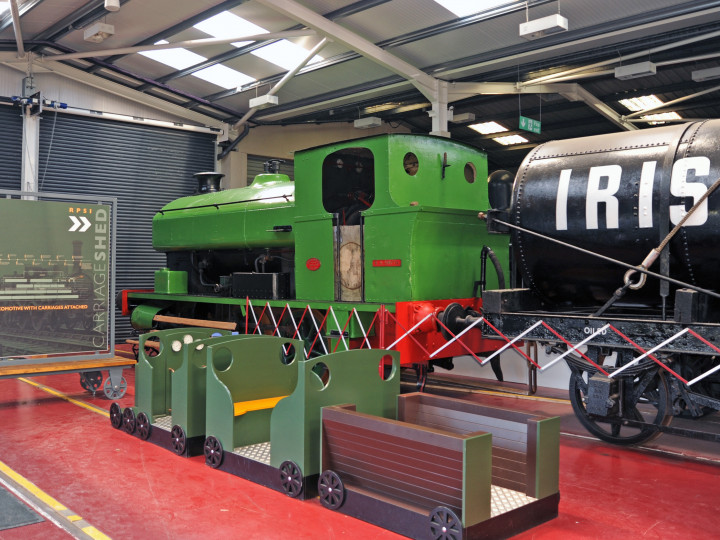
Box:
[153, 173, 296, 251]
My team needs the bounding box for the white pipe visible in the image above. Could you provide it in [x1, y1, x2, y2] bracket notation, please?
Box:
[233, 37, 328, 130]
[9, 0, 24, 58]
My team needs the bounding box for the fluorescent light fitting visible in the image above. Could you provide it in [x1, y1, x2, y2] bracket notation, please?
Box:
[354, 117, 383, 129]
[451, 112, 476, 123]
[519, 13, 568, 40]
[84, 22, 114, 43]
[249, 95, 279, 109]
[618, 95, 663, 112]
[615, 61, 656, 80]
[469, 121, 507, 134]
[493, 135, 528, 146]
[692, 67, 720, 82]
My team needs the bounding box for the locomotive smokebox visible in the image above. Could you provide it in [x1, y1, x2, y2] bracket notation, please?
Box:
[194, 172, 224, 194]
[511, 120, 720, 307]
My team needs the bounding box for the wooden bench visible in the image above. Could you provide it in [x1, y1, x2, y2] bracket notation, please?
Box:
[233, 395, 288, 416]
[126, 339, 160, 351]
[0, 356, 136, 378]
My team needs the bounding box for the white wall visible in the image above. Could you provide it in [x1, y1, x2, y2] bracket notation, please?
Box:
[224, 121, 410, 188]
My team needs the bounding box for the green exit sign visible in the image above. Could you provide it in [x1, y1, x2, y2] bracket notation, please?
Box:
[519, 115, 541, 134]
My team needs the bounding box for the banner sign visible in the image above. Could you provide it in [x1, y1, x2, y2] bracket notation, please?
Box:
[0, 196, 113, 359]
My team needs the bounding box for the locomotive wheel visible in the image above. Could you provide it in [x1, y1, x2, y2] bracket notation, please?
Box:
[279, 461, 303, 498]
[122, 407, 137, 434]
[109, 403, 123, 429]
[569, 364, 672, 446]
[317, 470, 345, 510]
[170, 425, 187, 455]
[103, 376, 128, 400]
[136, 412, 151, 440]
[204, 436, 223, 468]
[429, 506, 462, 540]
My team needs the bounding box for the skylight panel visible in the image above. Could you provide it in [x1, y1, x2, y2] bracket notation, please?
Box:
[193, 64, 255, 89]
[493, 134, 529, 146]
[469, 121, 508, 135]
[194, 11, 268, 48]
[642, 112, 683, 125]
[618, 95, 664, 112]
[251, 40, 324, 70]
[433, 0, 515, 17]
[140, 40, 255, 90]
[139, 41, 205, 70]
[194, 11, 324, 70]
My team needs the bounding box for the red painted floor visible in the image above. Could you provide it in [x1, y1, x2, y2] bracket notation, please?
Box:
[0, 360, 719, 539]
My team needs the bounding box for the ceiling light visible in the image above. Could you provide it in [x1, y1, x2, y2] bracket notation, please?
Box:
[354, 117, 382, 129]
[493, 134, 528, 146]
[104, 0, 120, 11]
[691, 67, 720, 82]
[519, 13, 568, 40]
[84, 22, 115, 43]
[618, 95, 663, 112]
[641, 112, 683, 125]
[615, 61, 657, 80]
[451, 112, 476, 123]
[469, 121, 507, 134]
[249, 95, 279, 109]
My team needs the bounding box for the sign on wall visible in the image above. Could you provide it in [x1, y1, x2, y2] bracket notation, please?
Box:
[0, 194, 114, 360]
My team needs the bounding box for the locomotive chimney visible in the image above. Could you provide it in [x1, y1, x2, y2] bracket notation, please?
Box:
[194, 172, 224, 194]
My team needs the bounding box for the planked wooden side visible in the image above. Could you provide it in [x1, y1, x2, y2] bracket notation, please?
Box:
[322, 406, 475, 515]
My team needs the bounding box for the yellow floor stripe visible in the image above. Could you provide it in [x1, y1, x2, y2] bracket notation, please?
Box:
[82, 525, 112, 540]
[0, 460, 67, 512]
[0, 459, 111, 539]
[18, 377, 110, 417]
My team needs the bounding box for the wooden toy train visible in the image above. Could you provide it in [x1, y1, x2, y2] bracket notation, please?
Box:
[111, 329, 560, 539]
[120, 123, 720, 450]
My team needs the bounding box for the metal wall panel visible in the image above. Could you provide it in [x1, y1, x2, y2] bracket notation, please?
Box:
[0, 105, 24, 191]
[39, 112, 216, 340]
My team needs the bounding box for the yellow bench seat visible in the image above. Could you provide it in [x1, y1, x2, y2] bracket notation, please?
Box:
[233, 395, 288, 416]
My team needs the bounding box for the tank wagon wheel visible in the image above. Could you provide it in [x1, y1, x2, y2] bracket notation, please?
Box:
[568, 362, 672, 446]
[122, 408, 137, 434]
[103, 376, 128, 400]
[109, 403, 123, 429]
[278, 461, 303, 498]
[79, 371, 103, 393]
[204, 436, 223, 468]
[317, 470, 345, 510]
[131, 344, 139, 359]
[136, 412, 151, 440]
[429, 506, 462, 540]
[170, 425, 187, 455]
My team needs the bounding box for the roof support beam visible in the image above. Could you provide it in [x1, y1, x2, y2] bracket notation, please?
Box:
[254, 0, 455, 136]
[9, 0, 24, 58]
[38, 30, 315, 62]
[2, 57, 227, 130]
